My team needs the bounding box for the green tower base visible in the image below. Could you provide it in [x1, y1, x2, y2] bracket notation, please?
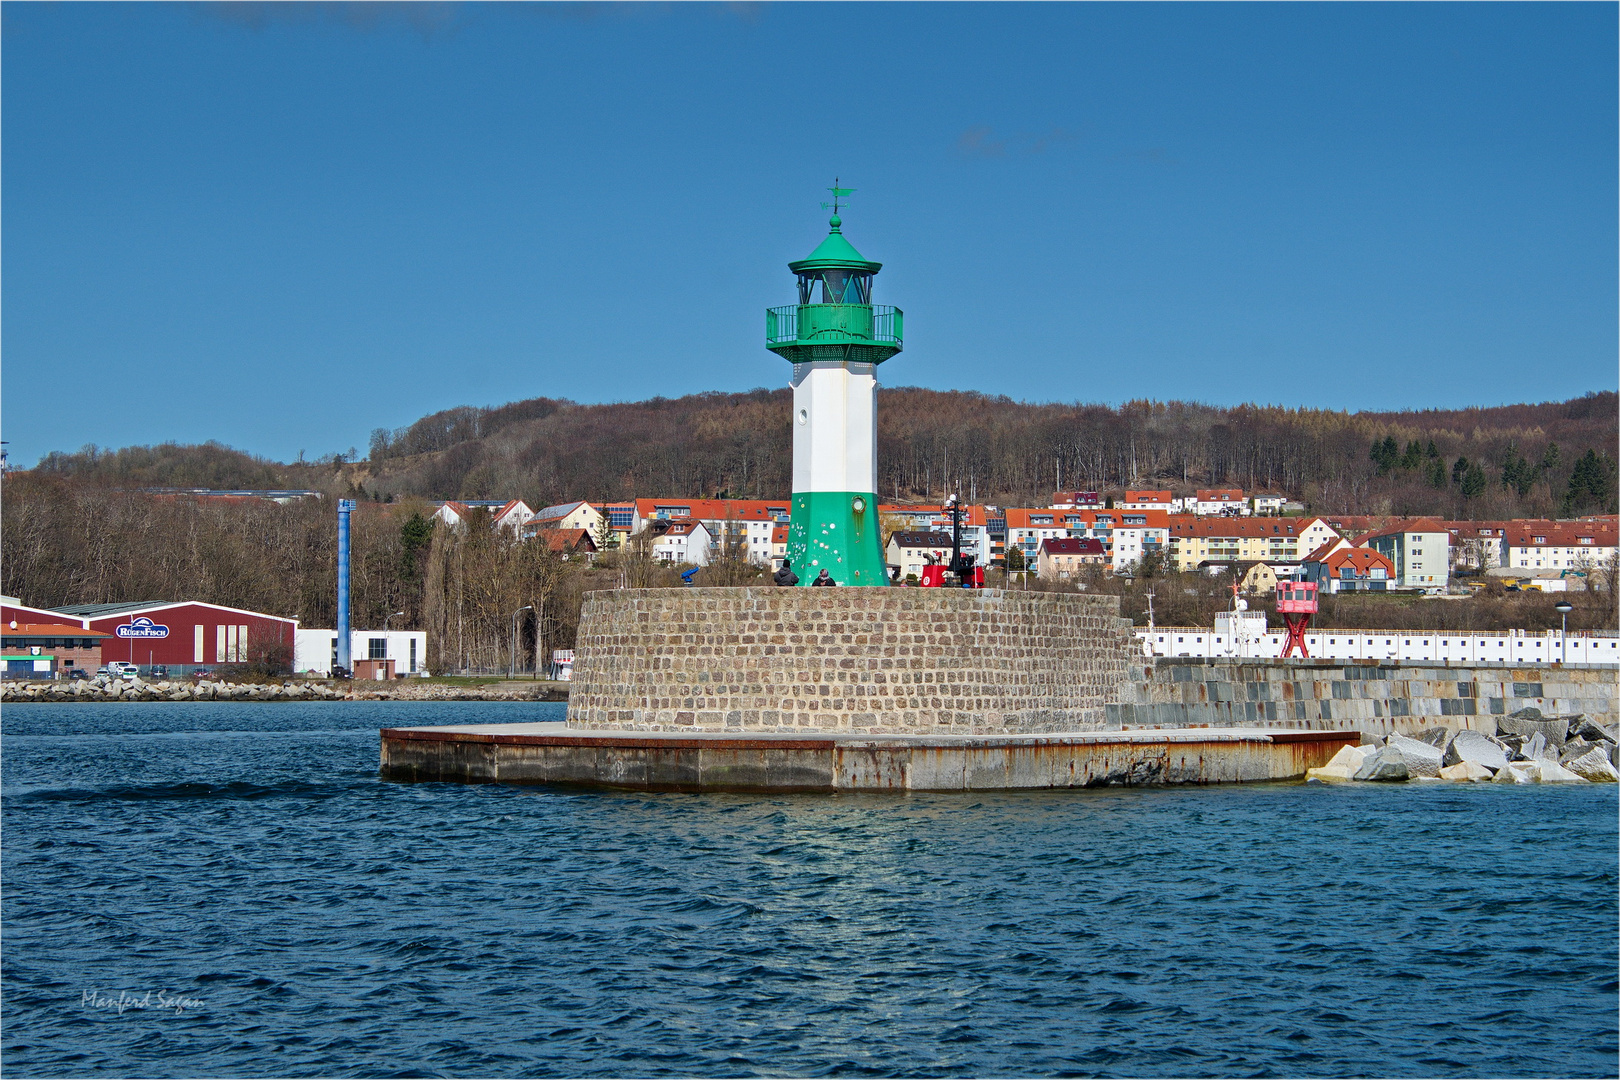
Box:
[786, 490, 889, 586]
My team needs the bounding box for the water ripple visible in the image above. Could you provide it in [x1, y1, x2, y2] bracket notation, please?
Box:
[2, 701, 1616, 1077]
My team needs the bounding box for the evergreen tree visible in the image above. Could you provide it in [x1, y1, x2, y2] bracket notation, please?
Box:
[1451, 456, 1470, 485]
[1400, 440, 1423, 470]
[1564, 450, 1617, 514]
[399, 512, 435, 581]
[1426, 458, 1447, 489]
[1540, 442, 1560, 472]
[1499, 441, 1536, 497]
[1460, 462, 1487, 501]
[1370, 436, 1399, 475]
[1426, 440, 1440, 459]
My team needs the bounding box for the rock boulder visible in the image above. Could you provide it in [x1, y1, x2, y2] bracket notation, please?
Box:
[1570, 718, 1615, 745]
[1497, 712, 1570, 746]
[1414, 728, 1454, 752]
[1443, 730, 1509, 773]
[1439, 761, 1493, 782]
[1534, 759, 1587, 784]
[1492, 762, 1537, 784]
[1353, 746, 1410, 782]
[1561, 745, 1619, 783]
[1386, 733, 1444, 778]
[1306, 745, 1366, 782]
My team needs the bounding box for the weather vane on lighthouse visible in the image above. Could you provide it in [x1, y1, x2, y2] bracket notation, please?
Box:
[764, 182, 903, 585]
[821, 179, 855, 216]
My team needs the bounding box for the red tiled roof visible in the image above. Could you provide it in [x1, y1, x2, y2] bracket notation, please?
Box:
[543, 529, 596, 553]
[1196, 489, 1245, 501]
[2, 622, 110, 638]
[1168, 519, 1303, 538]
[1040, 537, 1106, 555]
[889, 532, 953, 548]
[1321, 548, 1395, 573]
[635, 498, 789, 522]
[1357, 517, 1450, 542]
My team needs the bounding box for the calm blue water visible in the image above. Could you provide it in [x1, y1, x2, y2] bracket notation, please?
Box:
[3, 702, 1616, 1078]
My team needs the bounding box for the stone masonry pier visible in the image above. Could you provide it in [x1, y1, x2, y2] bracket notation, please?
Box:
[566, 587, 1141, 736]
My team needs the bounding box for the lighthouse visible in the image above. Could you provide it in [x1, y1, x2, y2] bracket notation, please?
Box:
[766, 185, 903, 586]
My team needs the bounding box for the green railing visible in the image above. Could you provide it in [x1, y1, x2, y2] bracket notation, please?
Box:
[766, 304, 902, 348]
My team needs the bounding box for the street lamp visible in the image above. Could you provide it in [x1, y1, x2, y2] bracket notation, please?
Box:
[1555, 600, 1573, 663]
[510, 605, 533, 679]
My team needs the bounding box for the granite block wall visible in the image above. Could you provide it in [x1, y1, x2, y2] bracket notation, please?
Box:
[1106, 659, 1616, 738]
[568, 587, 1141, 735]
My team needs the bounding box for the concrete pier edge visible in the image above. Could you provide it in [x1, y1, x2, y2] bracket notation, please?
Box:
[378, 723, 1359, 792]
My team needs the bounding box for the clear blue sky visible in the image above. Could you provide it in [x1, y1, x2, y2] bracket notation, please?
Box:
[4, 2, 1615, 467]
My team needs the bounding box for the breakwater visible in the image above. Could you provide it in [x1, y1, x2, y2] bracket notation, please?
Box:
[1108, 659, 1616, 737]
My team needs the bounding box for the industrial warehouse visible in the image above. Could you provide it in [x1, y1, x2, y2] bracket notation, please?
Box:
[1, 596, 423, 680]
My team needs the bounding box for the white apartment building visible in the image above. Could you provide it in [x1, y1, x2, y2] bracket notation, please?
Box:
[1250, 493, 1286, 515]
[1120, 490, 1175, 512]
[1499, 523, 1618, 572]
[1361, 519, 1451, 590]
[1194, 489, 1248, 516]
[651, 520, 713, 566]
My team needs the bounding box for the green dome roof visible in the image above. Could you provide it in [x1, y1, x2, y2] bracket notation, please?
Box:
[788, 215, 883, 274]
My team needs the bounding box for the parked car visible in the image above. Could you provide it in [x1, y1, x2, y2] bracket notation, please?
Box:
[66, 668, 89, 679]
[149, 665, 169, 679]
[98, 662, 139, 677]
[190, 668, 212, 679]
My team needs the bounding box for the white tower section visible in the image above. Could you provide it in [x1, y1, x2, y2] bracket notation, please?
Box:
[791, 362, 877, 496]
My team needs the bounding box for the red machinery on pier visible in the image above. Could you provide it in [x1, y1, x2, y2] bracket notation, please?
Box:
[1276, 581, 1318, 658]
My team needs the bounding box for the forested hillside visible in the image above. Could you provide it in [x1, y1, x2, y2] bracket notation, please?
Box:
[29, 389, 1619, 518]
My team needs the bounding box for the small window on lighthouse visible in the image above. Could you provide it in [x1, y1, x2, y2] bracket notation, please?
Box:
[798, 408, 808, 425]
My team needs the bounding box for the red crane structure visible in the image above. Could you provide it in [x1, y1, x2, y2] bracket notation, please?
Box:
[1276, 581, 1319, 658]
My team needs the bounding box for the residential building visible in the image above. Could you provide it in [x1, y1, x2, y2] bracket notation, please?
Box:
[1050, 491, 1102, 510]
[1302, 546, 1395, 594]
[492, 499, 536, 533]
[528, 500, 602, 536]
[770, 525, 789, 570]
[535, 528, 597, 558]
[1052, 508, 1171, 573]
[1250, 492, 1286, 515]
[1166, 517, 1339, 572]
[594, 503, 637, 548]
[1037, 537, 1106, 581]
[1448, 523, 1508, 573]
[1194, 489, 1248, 516]
[632, 499, 791, 566]
[433, 500, 471, 529]
[1232, 561, 1289, 594]
[1499, 520, 1618, 573]
[432, 499, 526, 531]
[1121, 490, 1174, 512]
[650, 520, 713, 566]
[1004, 509, 1070, 566]
[886, 531, 954, 581]
[1359, 518, 1451, 589]
[877, 504, 994, 570]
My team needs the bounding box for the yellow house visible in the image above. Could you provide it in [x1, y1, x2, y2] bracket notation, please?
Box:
[1167, 516, 1339, 571]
